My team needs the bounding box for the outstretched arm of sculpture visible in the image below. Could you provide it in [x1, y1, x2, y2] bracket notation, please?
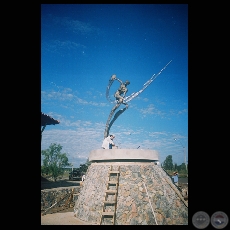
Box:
[111, 74, 117, 80]
[111, 74, 124, 85]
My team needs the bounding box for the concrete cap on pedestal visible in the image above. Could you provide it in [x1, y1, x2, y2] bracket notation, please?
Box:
[89, 149, 159, 162]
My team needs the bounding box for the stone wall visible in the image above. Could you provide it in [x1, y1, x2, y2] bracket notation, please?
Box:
[41, 186, 80, 212]
[74, 162, 188, 225]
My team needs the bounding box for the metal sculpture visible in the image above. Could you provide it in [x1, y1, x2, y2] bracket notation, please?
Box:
[104, 60, 172, 139]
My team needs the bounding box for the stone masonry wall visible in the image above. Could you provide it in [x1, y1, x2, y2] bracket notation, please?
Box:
[74, 162, 188, 225]
[41, 186, 80, 212]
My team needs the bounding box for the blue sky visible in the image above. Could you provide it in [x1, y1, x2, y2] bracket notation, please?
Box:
[41, 4, 188, 168]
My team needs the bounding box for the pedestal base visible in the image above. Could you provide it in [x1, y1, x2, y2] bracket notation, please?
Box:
[89, 149, 159, 162]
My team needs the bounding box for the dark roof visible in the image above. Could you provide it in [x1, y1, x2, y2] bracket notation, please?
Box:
[41, 112, 60, 126]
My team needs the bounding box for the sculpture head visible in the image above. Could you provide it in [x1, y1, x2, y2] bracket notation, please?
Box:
[125, 80, 130, 85]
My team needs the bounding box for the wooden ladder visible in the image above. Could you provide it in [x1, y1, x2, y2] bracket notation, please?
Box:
[99, 165, 120, 225]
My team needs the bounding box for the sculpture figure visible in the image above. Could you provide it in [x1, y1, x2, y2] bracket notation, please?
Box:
[113, 75, 130, 108]
[104, 75, 130, 138]
[104, 60, 172, 139]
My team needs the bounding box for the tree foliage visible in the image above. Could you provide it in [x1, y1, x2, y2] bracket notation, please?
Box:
[79, 158, 91, 174]
[174, 163, 178, 171]
[41, 143, 71, 181]
[162, 155, 188, 176]
[162, 155, 174, 170]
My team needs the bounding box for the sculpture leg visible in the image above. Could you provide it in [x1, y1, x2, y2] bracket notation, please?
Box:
[104, 103, 121, 138]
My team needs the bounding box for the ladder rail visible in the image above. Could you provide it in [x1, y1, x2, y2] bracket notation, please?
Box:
[99, 165, 120, 225]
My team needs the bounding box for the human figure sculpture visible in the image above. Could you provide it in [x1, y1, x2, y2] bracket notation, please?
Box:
[104, 75, 130, 138]
[104, 61, 172, 139]
[112, 75, 130, 108]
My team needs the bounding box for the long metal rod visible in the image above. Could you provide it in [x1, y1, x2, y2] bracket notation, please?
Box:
[142, 181, 158, 225]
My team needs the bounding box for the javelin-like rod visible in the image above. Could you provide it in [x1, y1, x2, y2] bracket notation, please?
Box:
[123, 60, 172, 103]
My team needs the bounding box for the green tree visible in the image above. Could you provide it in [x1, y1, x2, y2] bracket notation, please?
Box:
[162, 155, 174, 170]
[180, 163, 186, 172]
[174, 163, 178, 171]
[41, 143, 71, 182]
[79, 158, 91, 174]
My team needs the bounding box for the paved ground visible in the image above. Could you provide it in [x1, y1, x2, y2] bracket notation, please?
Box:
[41, 177, 80, 190]
[41, 212, 92, 225]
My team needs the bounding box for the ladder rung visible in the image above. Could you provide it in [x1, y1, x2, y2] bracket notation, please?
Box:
[109, 171, 120, 174]
[105, 190, 117, 193]
[107, 181, 118, 184]
[101, 212, 115, 216]
[103, 201, 116, 204]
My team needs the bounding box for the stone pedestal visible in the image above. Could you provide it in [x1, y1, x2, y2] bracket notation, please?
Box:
[74, 149, 188, 225]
